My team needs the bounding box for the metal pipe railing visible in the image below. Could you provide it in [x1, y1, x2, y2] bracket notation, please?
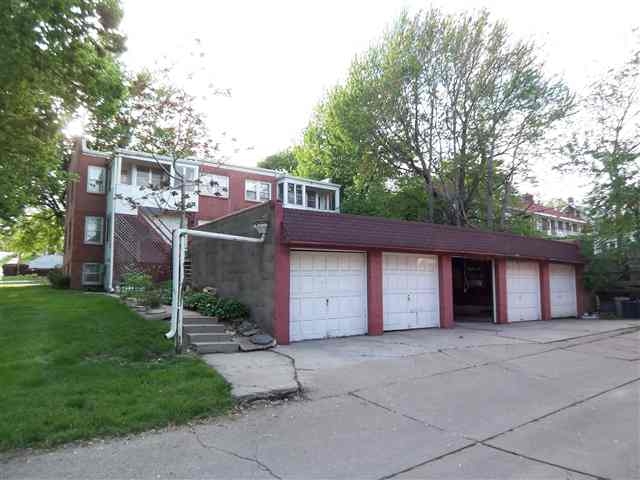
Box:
[166, 228, 265, 350]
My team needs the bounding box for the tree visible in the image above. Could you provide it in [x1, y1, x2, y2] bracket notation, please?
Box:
[88, 64, 234, 229]
[0, 1, 127, 224]
[562, 42, 639, 246]
[297, 9, 573, 228]
[560, 38, 640, 291]
[258, 149, 298, 173]
[0, 211, 64, 261]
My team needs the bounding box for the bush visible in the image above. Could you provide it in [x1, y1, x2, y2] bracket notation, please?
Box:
[181, 291, 249, 320]
[210, 297, 249, 320]
[183, 291, 217, 311]
[158, 281, 172, 305]
[119, 272, 153, 300]
[143, 289, 163, 309]
[47, 268, 70, 289]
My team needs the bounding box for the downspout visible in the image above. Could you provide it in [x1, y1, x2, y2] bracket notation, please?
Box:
[106, 154, 120, 292]
[166, 228, 267, 350]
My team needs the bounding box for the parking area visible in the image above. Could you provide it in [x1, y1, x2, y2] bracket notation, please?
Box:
[3, 320, 639, 479]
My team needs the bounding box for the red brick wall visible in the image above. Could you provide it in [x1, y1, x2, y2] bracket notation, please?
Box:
[63, 144, 108, 289]
[196, 165, 277, 223]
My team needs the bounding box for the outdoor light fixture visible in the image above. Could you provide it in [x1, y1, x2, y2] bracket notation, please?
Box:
[253, 220, 269, 237]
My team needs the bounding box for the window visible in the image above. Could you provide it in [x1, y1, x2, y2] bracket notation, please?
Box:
[245, 180, 271, 201]
[277, 183, 284, 201]
[120, 164, 131, 185]
[82, 263, 103, 285]
[199, 174, 229, 198]
[572, 223, 578, 233]
[306, 189, 317, 208]
[286, 183, 303, 205]
[84, 216, 104, 244]
[175, 165, 196, 192]
[87, 166, 106, 193]
[134, 166, 169, 188]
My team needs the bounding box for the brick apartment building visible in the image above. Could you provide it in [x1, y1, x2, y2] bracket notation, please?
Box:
[62, 138, 340, 290]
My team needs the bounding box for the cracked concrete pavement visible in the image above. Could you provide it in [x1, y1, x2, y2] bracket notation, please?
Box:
[2, 319, 639, 479]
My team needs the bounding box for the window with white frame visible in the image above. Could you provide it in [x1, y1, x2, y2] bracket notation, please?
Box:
[245, 180, 271, 201]
[175, 165, 197, 192]
[87, 166, 106, 193]
[199, 174, 229, 198]
[135, 165, 169, 188]
[84, 216, 104, 244]
[82, 263, 103, 285]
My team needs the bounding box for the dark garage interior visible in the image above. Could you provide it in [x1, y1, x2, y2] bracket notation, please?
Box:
[452, 258, 494, 322]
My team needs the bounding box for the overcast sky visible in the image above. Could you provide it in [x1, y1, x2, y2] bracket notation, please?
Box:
[118, 0, 639, 203]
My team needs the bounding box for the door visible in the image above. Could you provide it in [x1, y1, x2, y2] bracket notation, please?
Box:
[289, 251, 367, 341]
[550, 264, 577, 318]
[507, 260, 541, 322]
[383, 253, 440, 331]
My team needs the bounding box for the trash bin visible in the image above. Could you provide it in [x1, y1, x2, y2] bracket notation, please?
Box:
[621, 300, 640, 319]
[614, 297, 631, 317]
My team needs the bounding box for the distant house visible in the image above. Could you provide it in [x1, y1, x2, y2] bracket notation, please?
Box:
[518, 194, 588, 238]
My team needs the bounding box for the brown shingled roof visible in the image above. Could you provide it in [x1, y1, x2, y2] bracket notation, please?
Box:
[282, 209, 584, 264]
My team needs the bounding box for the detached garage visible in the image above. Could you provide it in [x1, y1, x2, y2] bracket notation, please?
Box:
[191, 201, 585, 345]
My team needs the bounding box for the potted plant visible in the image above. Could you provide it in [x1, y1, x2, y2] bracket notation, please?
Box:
[143, 288, 167, 320]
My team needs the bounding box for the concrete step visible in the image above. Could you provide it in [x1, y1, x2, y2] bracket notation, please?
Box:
[183, 317, 220, 326]
[183, 324, 226, 334]
[194, 341, 239, 354]
[186, 332, 233, 343]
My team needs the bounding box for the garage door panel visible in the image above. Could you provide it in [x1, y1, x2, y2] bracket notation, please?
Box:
[550, 264, 577, 318]
[290, 251, 367, 342]
[507, 260, 541, 322]
[383, 253, 440, 331]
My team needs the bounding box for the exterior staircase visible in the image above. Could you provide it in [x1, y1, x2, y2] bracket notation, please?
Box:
[183, 310, 239, 353]
[183, 251, 193, 286]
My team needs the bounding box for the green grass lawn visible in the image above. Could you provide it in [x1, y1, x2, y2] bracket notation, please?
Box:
[0, 286, 232, 451]
[0, 274, 48, 283]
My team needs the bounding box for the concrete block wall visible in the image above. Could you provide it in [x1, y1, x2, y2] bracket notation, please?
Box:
[190, 203, 276, 334]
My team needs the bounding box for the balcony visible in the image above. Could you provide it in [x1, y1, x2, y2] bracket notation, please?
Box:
[113, 157, 199, 215]
[276, 176, 340, 212]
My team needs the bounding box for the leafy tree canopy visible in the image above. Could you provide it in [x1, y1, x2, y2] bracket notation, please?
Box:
[0, 0, 127, 225]
[257, 149, 298, 173]
[0, 211, 64, 260]
[296, 9, 573, 229]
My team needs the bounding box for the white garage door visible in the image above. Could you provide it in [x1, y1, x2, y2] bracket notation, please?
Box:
[550, 264, 577, 318]
[383, 253, 440, 331]
[507, 260, 541, 322]
[289, 251, 367, 341]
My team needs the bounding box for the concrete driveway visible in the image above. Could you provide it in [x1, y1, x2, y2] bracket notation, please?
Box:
[3, 320, 639, 479]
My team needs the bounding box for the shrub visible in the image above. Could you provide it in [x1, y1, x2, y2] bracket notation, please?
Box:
[181, 291, 249, 320]
[119, 272, 153, 300]
[158, 281, 173, 305]
[211, 297, 249, 320]
[143, 289, 163, 309]
[183, 291, 217, 311]
[47, 268, 70, 289]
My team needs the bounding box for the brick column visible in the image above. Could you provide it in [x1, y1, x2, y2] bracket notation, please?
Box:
[575, 264, 585, 318]
[438, 255, 455, 328]
[539, 261, 551, 320]
[273, 202, 290, 345]
[367, 250, 383, 336]
[494, 258, 509, 324]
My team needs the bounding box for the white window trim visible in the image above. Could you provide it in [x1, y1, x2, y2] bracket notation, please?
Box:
[244, 179, 272, 202]
[84, 216, 104, 245]
[87, 165, 106, 194]
[82, 263, 104, 285]
[174, 165, 198, 192]
[199, 173, 229, 198]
